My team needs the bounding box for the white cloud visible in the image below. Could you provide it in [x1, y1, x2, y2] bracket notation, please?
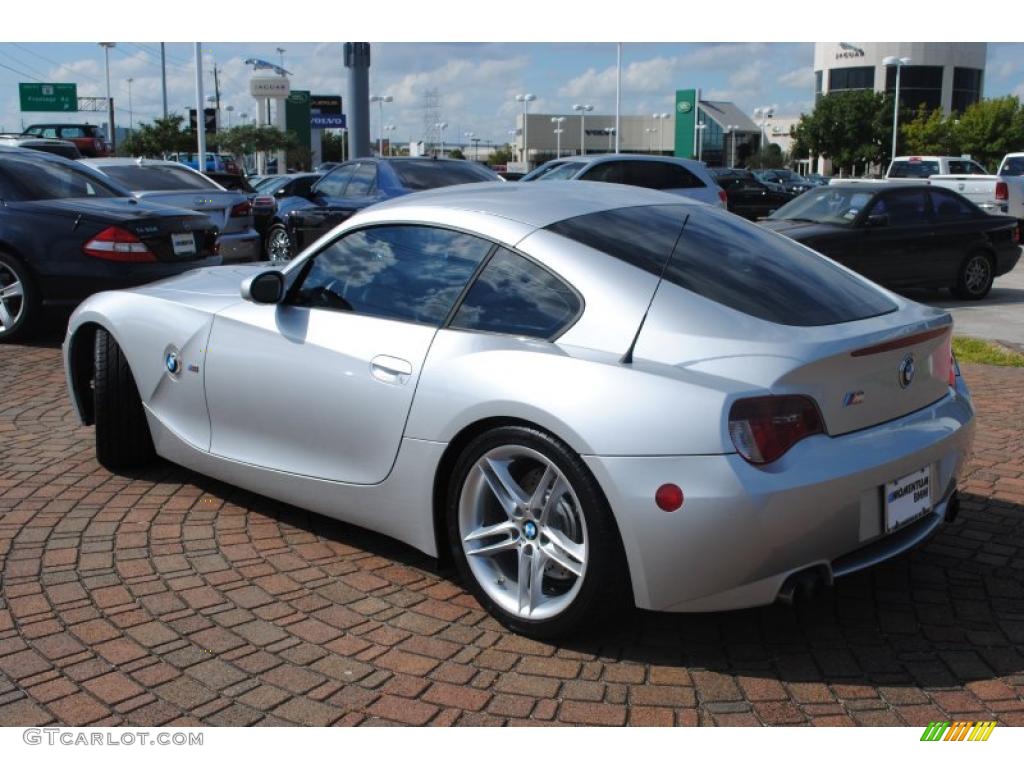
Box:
[778, 67, 814, 89]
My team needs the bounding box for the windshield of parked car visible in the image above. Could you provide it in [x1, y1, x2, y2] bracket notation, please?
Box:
[253, 176, 285, 192]
[535, 162, 586, 181]
[999, 156, 1024, 176]
[0, 156, 120, 200]
[521, 161, 569, 181]
[774, 170, 808, 183]
[391, 160, 498, 190]
[98, 164, 219, 191]
[768, 186, 877, 225]
[888, 160, 940, 178]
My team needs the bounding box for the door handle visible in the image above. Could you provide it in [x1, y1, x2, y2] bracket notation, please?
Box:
[370, 355, 413, 383]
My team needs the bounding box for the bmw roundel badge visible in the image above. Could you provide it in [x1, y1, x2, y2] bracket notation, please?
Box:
[897, 354, 915, 389]
[165, 351, 180, 374]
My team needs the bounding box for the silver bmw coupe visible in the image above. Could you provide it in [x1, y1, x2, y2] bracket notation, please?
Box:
[63, 181, 975, 638]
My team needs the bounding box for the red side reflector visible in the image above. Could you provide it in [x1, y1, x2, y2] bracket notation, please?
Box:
[655, 484, 684, 512]
[82, 226, 157, 263]
[850, 327, 949, 357]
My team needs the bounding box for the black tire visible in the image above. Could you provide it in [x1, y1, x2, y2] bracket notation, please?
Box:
[93, 328, 155, 471]
[0, 251, 40, 343]
[952, 251, 994, 300]
[446, 425, 631, 640]
[264, 224, 293, 262]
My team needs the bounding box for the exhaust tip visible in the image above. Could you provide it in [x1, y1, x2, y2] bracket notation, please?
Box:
[777, 566, 832, 606]
[944, 490, 961, 523]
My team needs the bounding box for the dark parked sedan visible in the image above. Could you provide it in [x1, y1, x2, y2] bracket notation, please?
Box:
[760, 183, 1021, 300]
[0, 148, 220, 342]
[709, 168, 794, 220]
[268, 157, 500, 260]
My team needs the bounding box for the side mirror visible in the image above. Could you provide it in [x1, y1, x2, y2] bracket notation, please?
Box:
[866, 213, 889, 228]
[241, 271, 285, 304]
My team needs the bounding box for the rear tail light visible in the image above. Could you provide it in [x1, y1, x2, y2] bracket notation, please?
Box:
[718, 189, 728, 205]
[253, 195, 275, 208]
[728, 395, 824, 465]
[82, 226, 156, 262]
[996, 181, 1008, 201]
[230, 201, 252, 217]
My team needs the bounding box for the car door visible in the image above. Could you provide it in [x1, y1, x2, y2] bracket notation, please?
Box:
[203, 224, 493, 484]
[288, 163, 357, 250]
[856, 188, 934, 286]
[927, 188, 987, 285]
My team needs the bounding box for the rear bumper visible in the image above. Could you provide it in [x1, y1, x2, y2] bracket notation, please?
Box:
[995, 246, 1021, 277]
[38, 255, 223, 306]
[584, 379, 975, 612]
[217, 230, 261, 264]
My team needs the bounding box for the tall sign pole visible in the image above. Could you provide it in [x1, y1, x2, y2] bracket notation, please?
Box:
[160, 43, 168, 118]
[99, 43, 115, 150]
[614, 43, 621, 153]
[344, 43, 371, 160]
[194, 43, 206, 171]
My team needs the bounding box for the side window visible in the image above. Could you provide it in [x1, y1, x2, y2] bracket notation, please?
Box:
[292, 176, 317, 197]
[930, 189, 979, 219]
[624, 161, 669, 189]
[41, 127, 58, 138]
[662, 163, 705, 189]
[289, 225, 492, 325]
[315, 164, 356, 198]
[451, 248, 581, 339]
[873, 189, 929, 226]
[948, 160, 987, 175]
[344, 163, 377, 197]
[579, 161, 626, 184]
[61, 127, 86, 138]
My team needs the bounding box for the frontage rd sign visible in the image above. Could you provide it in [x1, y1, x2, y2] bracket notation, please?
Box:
[19, 83, 77, 112]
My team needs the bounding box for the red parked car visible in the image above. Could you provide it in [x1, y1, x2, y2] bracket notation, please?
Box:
[23, 123, 111, 157]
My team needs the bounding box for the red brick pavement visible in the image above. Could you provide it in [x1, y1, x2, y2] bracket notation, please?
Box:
[1, 344, 1022, 726]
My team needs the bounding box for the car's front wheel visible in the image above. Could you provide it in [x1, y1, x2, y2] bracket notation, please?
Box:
[93, 328, 155, 471]
[265, 224, 293, 262]
[953, 251, 994, 300]
[446, 426, 629, 639]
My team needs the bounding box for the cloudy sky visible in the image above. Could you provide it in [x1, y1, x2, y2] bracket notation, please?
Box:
[3, 42, 1024, 146]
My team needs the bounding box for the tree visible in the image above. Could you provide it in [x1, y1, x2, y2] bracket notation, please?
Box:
[792, 90, 889, 175]
[448, 148, 465, 160]
[320, 131, 347, 163]
[118, 114, 192, 157]
[215, 124, 296, 165]
[952, 96, 1024, 171]
[487, 147, 513, 165]
[901, 106, 960, 157]
[746, 142, 784, 169]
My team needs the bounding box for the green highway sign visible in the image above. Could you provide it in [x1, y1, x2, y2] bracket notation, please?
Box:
[19, 83, 78, 112]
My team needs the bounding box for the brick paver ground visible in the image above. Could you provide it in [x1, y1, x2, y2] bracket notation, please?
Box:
[1, 341, 1022, 726]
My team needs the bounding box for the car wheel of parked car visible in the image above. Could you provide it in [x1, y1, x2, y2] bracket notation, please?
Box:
[446, 425, 629, 639]
[265, 224, 293, 262]
[94, 328, 155, 471]
[0, 252, 39, 343]
[953, 251, 994, 300]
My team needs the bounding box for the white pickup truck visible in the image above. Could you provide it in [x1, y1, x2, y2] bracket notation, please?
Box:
[885, 154, 1024, 219]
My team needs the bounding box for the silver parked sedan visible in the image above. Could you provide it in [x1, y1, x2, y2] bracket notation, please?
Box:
[62, 181, 975, 638]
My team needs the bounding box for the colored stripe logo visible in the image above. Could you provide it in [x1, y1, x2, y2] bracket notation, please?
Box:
[920, 721, 997, 741]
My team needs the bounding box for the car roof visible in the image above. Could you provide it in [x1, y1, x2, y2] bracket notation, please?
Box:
[82, 158, 192, 168]
[368, 179, 700, 229]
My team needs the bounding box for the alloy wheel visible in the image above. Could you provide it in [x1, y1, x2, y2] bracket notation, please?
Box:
[267, 229, 292, 262]
[458, 445, 588, 621]
[0, 262, 24, 332]
[963, 255, 991, 296]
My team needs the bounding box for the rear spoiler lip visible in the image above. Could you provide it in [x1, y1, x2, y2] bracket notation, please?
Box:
[849, 325, 950, 357]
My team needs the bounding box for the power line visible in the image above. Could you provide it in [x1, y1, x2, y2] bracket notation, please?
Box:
[0, 57, 43, 83]
[8, 43, 65, 70]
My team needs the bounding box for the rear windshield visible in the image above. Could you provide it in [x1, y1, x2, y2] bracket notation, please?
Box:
[0, 156, 119, 200]
[29, 143, 82, 160]
[546, 204, 896, 326]
[391, 161, 497, 190]
[535, 162, 586, 180]
[999, 156, 1024, 177]
[99, 164, 218, 191]
[888, 160, 940, 178]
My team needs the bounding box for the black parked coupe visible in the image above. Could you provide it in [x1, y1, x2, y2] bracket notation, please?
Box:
[0, 147, 220, 342]
[760, 183, 1021, 300]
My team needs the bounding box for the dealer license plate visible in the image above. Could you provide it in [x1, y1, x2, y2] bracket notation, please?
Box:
[884, 466, 931, 531]
[171, 232, 196, 256]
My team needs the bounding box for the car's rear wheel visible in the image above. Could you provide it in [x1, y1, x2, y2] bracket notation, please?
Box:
[446, 425, 629, 639]
[953, 251, 994, 300]
[93, 328, 155, 471]
[0, 252, 39, 343]
[265, 224, 293, 262]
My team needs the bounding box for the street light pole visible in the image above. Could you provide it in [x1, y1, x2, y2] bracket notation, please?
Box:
[435, 121, 448, 156]
[99, 43, 115, 150]
[884, 56, 912, 166]
[515, 93, 536, 166]
[551, 116, 566, 158]
[369, 95, 393, 157]
[615, 43, 621, 153]
[695, 123, 706, 163]
[464, 131, 475, 160]
[726, 124, 738, 167]
[194, 43, 206, 174]
[603, 126, 614, 152]
[573, 103, 593, 156]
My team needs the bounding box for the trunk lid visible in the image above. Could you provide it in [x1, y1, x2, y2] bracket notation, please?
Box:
[929, 174, 1002, 213]
[132, 190, 251, 233]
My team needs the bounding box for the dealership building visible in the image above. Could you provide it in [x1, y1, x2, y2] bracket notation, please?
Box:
[814, 42, 987, 115]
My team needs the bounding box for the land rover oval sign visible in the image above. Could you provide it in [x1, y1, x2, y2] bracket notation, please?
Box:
[677, 100, 693, 114]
